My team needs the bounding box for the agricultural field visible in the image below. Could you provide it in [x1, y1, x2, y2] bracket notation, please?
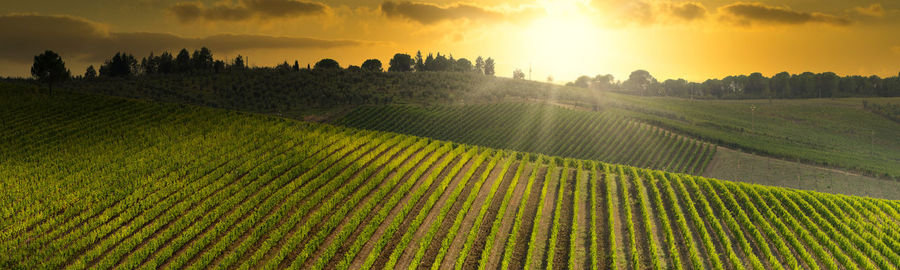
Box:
[603, 93, 900, 179]
[337, 103, 716, 174]
[3, 85, 899, 270]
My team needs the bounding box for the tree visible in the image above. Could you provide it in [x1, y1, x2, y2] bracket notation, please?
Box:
[314, 58, 341, 70]
[513, 69, 525, 79]
[361, 59, 383, 72]
[483, 57, 495, 76]
[191, 47, 214, 72]
[232, 55, 245, 70]
[276, 61, 292, 71]
[455, 58, 473, 72]
[158, 52, 175, 74]
[292, 60, 300, 71]
[414, 51, 425, 72]
[593, 74, 614, 90]
[31, 50, 70, 94]
[175, 49, 192, 73]
[623, 69, 656, 96]
[388, 53, 413, 72]
[84, 65, 97, 79]
[573, 75, 591, 88]
[770, 71, 791, 98]
[475, 56, 485, 75]
[99, 52, 138, 77]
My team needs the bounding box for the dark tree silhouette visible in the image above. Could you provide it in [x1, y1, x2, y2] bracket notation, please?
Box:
[175, 49, 192, 73]
[99, 52, 138, 77]
[292, 60, 300, 71]
[361, 59, 383, 72]
[388, 53, 413, 72]
[573, 75, 591, 88]
[513, 69, 525, 80]
[483, 57, 495, 76]
[455, 58, 473, 72]
[158, 52, 175, 73]
[414, 51, 425, 72]
[232, 55, 245, 70]
[191, 47, 214, 72]
[84, 65, 97, 79]
[31, 50, 70, 94]
[314, 58, 341, 70]
[475, 56, 485, 75]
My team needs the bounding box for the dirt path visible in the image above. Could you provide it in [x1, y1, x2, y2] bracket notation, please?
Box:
[300, 144, 427, 269]
[573, 168, 591, 269]
[649, 177, 691, 270]
[633, 174, 668, 270]
[482, 163, 533, 269]
[506, 166, 548, 270]
[594, 171, 609, 269]
[393, 155, 479, 269]
[525, 166, 559, 269]
[369, 154, 464, 270]
[458, 161, 520, 269]
[552, 168, 576, 269]
[416, 160, 490, 269]
[347, 150, 453, 269]
[437, 159, 507, 270]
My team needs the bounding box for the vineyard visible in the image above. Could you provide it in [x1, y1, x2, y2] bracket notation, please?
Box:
[337, 103, 716, 174]
[2, 86, 900, 270]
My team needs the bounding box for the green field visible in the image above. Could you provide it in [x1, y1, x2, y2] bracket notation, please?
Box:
[59, 72, 898, 180]
[3, 84, 899, 270]
[338, 103, 715, 174]
[603, 93, 900, 179]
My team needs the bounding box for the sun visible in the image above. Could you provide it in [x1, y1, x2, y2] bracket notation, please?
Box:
[518, 0, 614, 82]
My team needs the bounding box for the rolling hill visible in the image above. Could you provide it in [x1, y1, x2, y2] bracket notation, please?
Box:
[2, 83, 899, 270]
[337, 103, 716, 174]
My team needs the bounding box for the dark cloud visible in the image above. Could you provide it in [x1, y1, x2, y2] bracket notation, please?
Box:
[169, 0, 327, 23]
[380, 1, 543, 25]
[0, 14, 368, 64]
[719, 2, 852, 26]
[593, 0, 706, 25]
[668, 2, 707, 21]
[852, 3, 885, 17]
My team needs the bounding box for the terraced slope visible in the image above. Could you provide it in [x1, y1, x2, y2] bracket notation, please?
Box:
[337, 103, 716, 174]
[2, 86, 899, 270]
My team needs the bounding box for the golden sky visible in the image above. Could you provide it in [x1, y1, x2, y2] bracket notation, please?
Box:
[1, 0, 899, 82]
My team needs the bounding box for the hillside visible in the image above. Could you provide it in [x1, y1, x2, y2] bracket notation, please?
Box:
[337, 103, 715, 174]
[51, 71, 898, 180]
[2, 84, 899, 270]
[603, 93, 900, 179]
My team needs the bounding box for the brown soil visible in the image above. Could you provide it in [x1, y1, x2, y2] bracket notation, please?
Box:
[609, 172, 627, 270]
[572, 169, 592, 269]
[458, 162, 521, 269]
[343, 149, 449, 270]
[436, 160, 509, 270]
[551, 168, 576, 269]
[594, 171, 609, 270]
[482, 163, 533, 269]
[304, 146, 430, 269]
[393, 155, 479, 269]
[506, 166, 548, 270]
[649, 178, 691, 270]
[527, 167, 560, 269]
[415, 159, 489, 269]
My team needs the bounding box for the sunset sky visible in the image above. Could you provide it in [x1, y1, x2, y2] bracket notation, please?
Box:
[1, 0, 898, 83]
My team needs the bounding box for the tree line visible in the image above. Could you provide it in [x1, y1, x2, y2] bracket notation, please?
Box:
[28, 48, 498, 93]
[567, 70, 900, 98]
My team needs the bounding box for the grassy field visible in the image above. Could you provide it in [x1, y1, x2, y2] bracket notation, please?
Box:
[2, 85, 899, 270]
[337, 103, 715, 174]
[703, 147, 900, 200]
[53, 72, 898, 180]
[603, 93, 900, 179]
